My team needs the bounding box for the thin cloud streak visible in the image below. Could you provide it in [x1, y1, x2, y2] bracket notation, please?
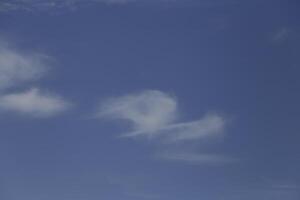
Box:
[124, 113, 225, 142]
[271, 27, 291, 44]
[159, 151, 236, 164]
[0, 0, 164, 12]
[0, 0, 240, 12]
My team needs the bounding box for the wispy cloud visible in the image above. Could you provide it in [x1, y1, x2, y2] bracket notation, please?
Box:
[272, 184, 300, 190]
[98, 90, 178, 136]
[0, 38, 72, 117]
[0, 0, 152, 12]
[159, 151, 235, 164]
[98, 90, 226, 142]
[0, 0, 76, 12]
[0, 88, 70, 117]
[106, 174, 162, 199]
[124, 113, 226, 143]
[0, 44, 48, 90]
[267, 180, 300, 190]
[0, 0, 239, 12]
[98, 90, 232, 164]
[271, 27, 291, 44]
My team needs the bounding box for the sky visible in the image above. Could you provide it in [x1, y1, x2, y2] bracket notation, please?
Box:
[0, 0, 299, 200]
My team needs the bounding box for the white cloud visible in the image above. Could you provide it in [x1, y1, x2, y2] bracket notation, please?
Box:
[99, 90, 178, 133]
[0, 44, 48, 90]
[159, 151, 235, 164]
[156, 113, 224, 141]
[0, 88, 70, 117]
[98, 90, 232, 164]
[98, 90, 226, 142]
[0, 38, 73, 118]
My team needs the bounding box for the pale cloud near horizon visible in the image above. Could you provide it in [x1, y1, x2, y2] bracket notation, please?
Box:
[98, 90, 226, 142]
[0, 88, 70, 117]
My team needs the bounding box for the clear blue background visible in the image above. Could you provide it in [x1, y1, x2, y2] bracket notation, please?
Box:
[0, 0, 299, 199]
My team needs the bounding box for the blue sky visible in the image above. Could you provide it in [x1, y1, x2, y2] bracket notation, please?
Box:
[0, 0, 299, 200]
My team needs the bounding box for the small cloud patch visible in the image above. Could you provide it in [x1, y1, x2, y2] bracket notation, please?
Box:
[0, 88, 70, 117]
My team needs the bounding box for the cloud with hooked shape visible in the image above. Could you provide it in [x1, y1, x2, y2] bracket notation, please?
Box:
[0, 88, 70, 117]
[0, 45, 48, 90]
[98, 90, 226, 142]
[99, 90, 178, 133]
